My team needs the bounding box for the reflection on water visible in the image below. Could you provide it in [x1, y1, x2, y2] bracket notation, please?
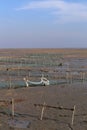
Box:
[8, 119, 31, 128]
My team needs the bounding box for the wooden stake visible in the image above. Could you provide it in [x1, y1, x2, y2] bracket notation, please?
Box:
[18, 66, 20, 77]
[71, 105, 76, 126]
[80, 72, 82, 80]
[12, 98, 14, 118]
[66, 72, 69, 84]
[9, 76, 12, 89]
[70, 72, 72, 84]
[82, 72, 85, 84]
[40, 102, 46, 120]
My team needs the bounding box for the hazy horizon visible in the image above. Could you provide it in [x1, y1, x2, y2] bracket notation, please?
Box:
[0, 0, 87, 48]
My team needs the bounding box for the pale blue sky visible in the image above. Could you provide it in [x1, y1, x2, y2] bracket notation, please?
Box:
[0, 0, 87, 48]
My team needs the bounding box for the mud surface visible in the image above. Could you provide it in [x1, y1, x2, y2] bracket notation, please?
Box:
[0, 49, 87, 130]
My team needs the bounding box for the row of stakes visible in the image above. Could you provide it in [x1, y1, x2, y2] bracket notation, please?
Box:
[11, 99, 76, 127]
[66, 71, 86, 84]
[34, 102, 76, 126]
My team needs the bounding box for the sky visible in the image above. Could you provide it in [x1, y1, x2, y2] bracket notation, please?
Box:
[0, 0, 87, 48]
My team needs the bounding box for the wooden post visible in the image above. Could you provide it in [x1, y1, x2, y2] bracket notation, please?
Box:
[9, 76, 11, 89]
[12, 98, 15, 119]
[80, 72, 82, 81]
[71, 105, 76, 126]
[70, 72, 72, 84]
[18, 65, 19, 77]
[82, 72, 85, 84]
[40, 102, 46, 120]
[29, 72, 30, 78]
[80, 72, 83, 81]
[66, 72, 69, 84]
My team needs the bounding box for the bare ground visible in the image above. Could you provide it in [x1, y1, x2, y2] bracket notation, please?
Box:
[0, 82, 87, 130]
[0, 49, 87, 130]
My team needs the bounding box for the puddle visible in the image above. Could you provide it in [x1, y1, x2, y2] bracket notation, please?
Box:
[8, 119, 31, 128]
